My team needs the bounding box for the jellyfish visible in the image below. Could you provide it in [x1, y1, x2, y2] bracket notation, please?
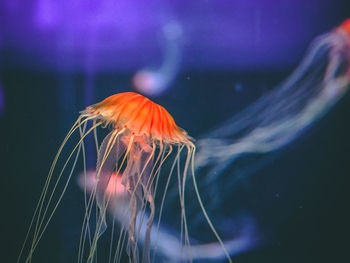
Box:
[18, 92, 232, 263]
[196, 19, 350, 176]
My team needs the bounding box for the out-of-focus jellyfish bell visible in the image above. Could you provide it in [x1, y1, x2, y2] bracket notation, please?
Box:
[77, 170, 131, 226]
[339, 19, 350, 34]
[132, 70, 167, 96]
[133, 21, 183, 96]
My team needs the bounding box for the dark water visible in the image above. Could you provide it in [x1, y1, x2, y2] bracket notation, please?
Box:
[1, 67, 349, 262]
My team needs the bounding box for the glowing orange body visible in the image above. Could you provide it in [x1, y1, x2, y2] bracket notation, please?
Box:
[86, 92, 190, 143]
[339, 19, 350, 35]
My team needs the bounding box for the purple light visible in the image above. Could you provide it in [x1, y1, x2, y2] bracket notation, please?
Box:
[0, 0, 344, 71]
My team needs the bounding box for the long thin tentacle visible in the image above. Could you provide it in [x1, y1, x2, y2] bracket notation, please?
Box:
[190, 144, 233, 263]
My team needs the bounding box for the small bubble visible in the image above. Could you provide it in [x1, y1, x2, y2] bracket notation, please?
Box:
[235, 83, 243, 92]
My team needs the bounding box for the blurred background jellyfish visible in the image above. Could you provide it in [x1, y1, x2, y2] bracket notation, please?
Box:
[2, 1, 350, 263]
[196, 19, 350, 173]
[132, 20, 183, 97]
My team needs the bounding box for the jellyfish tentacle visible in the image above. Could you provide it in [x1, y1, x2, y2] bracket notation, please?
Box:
[139, 143, 166, 263]
[107, 173, 127, 263]
[134, 141, 160, 236]
[113, 139, 156, 263]
[96, 129, 126, 227]
[176, 145, 185, 251]
[84, 128, 127, 262]
[114, 224, 128, 263]
[26, 119, 102, 263]
[141, 143, 174, 262]
[107, 198, 116, 263]
[77, 120, 97, 263]
[175, 143, 193, 260]
[86, 129, 127, 261]
[190, 145, 233, 263]
[78, 186, 97, 263]
[112, 136, 168, 263]
[151, 144, 183, 261]
[89, 133, 138, 261]
[146, 145, 169, 226]
[196, 26, 350, 172]
[31, 115, 93, 243]
[79, 128, 125, 263]
[128, 193, 140, 263]
[123, 139, 156, 262]
[181, 144, 195, 261]
[78, 126, 118, 263]
[110, 199, 129, 263]
[78, 119, 93, 248]
[142, 191, 155, 263]
[18, 115, 89, 263]
[33, 120, 101, 246]
[134, 164, 155, 248]
[93, 118, 100, 152]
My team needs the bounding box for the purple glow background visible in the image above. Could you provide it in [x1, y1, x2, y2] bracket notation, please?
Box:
[0, 0, 348, 72]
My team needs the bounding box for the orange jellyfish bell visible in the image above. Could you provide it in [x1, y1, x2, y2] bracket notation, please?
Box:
[84, 92, 191, 144]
